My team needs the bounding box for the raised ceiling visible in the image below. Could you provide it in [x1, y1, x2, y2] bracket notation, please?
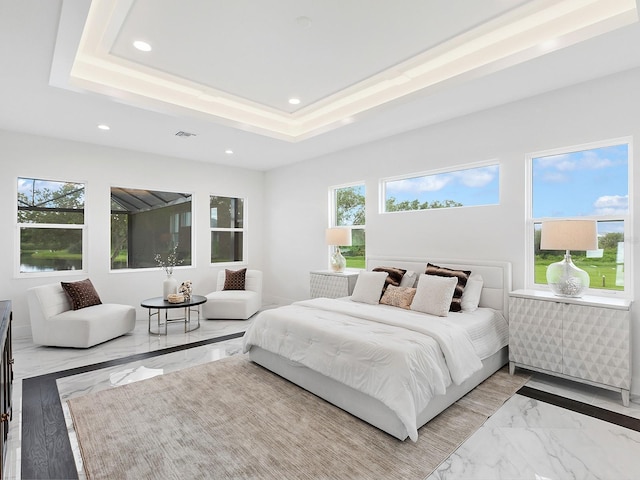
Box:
[2, 0, 640, 170]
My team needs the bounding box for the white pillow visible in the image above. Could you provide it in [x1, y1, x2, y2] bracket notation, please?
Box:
[351, 271, 388, 304]
[399, 270, 418, 288]
[461, 274, 484, 312]
[410, 274, 458, 317]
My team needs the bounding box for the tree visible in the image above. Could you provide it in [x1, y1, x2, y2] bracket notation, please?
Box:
[18, 180, 85, 254]
[336, 187, 365, 226]
[18, 181, 84, 224]
[599, 232, 623, 250]
[385, 196, 463, 212]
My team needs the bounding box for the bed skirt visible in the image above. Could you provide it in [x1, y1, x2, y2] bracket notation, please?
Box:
[248, 345, 509, 441]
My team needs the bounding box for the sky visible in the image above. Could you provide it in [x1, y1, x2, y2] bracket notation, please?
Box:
[384, 143, 628, 227]
[385, 164, 499, 207]
[532, 143, 628, 219]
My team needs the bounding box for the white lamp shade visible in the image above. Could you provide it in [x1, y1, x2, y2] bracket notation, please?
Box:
[540, 220, 598, 251]
[325, 227, 352, 246]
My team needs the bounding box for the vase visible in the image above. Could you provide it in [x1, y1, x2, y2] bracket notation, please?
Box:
[163, 274, 178, 300]
[330, 247, 347, 272]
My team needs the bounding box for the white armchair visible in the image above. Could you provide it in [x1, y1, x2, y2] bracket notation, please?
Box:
[27, 283, 136, 348]
[203, 269, 262, 320]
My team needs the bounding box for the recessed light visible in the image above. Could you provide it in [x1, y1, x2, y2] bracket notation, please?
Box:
[97, 124, 110, 131]
[133, 40, 152, 52]
[288, 98, 301, 105]
[225, 149, 234, 155]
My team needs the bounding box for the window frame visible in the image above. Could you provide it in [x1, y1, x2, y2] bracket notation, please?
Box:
[16, 176, 88, 277]
[329, 181, 366, 269]
[380, 160, 500, 214]
[525, 137, 632, 298]
[209, 194, 247, 266]
[109, 185, 194, 273]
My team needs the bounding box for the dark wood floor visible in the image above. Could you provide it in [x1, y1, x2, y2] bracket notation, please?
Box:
[21, 332, 245, 480]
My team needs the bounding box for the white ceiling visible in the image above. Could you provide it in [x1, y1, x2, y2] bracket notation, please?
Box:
[1, 0, 640, 171]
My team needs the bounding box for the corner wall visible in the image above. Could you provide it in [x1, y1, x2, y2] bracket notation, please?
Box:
[263, 67, 640, 394]
[0, 132, 265, 337]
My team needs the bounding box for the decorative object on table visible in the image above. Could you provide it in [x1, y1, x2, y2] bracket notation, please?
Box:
[540, 219, 598, 297]
[178, 280, 192, 300]
[155, 243, 183, 299]
[167, 293, 185, 304]
[325, 227, 352, 272]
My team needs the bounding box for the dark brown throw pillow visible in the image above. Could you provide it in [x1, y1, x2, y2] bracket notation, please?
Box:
[223, 268, 247, 290]
[60, 278, 102, 310]
[425, 263, 471, 312]
[372, 266, 406, 292]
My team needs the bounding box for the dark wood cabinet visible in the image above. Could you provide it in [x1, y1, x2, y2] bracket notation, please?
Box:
[0, 300, 13, 477]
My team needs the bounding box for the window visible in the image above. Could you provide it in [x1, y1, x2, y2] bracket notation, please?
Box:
[210, 196, 245, 263]
[383, 163, 499, 213]
[17, 177, 85, 273]
[529, 140, 630, 293]
[331, 184, 365, 269]
[110, 187, 192, 270]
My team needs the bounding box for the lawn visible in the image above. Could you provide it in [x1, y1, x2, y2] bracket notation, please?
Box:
[535, 256, 623, 291]
[345, 255, 365, 269]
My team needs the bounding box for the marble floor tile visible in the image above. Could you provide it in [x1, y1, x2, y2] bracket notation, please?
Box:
[6, 309, 640, 480]
[5, 313, 256, 480]
[525, 372, 640, 420]
[57, 337, 245, 480]
[428, 394, 640, 480]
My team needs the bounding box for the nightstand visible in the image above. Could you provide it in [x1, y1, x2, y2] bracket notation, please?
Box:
[309, 270, 359, 299]
[509, 289, 632, 406]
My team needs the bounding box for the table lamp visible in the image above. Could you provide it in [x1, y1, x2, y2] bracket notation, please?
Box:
[540, 219, 597, 297]
[325, 228, 352, 272]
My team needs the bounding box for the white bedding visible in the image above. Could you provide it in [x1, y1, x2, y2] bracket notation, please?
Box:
[242, 297, 508, 441]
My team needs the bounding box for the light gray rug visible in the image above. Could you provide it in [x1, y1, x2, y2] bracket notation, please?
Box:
[68, 354, 529, 480]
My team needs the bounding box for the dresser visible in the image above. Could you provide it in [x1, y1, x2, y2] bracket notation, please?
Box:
[309, 270, 359, 299]
[0, 300, 13, 476]
[509, 289, 631, 405]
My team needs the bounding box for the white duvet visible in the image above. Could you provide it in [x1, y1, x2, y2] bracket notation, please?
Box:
[242, 298, 488, 441]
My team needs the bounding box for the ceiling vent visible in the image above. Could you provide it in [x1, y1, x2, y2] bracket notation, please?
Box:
[175, 131, 196, 137]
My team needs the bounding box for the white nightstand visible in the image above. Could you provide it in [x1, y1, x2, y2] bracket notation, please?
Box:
[509, 289, 632, 406]
[309, 270, 360, 299]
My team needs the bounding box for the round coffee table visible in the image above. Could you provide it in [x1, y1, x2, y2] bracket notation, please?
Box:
[141, 295, 207, 335]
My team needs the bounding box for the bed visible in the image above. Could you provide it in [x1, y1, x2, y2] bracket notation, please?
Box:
[242, 256, 512, 441]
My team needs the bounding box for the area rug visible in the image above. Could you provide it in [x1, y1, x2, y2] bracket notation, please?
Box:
[68, 355, 530, 480]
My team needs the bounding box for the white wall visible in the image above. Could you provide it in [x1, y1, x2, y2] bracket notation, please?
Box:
[0, 131, 265, 337]
[2, 68, 639, 394]
[263, 67, 640, 394]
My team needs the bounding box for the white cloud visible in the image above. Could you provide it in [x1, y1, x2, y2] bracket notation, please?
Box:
[453, 166, 497, 188]
[592, 194, 628, 215]
[540, 172, 568, 183]
[536, 151, 614, 172]
[388, 175, 451, 193]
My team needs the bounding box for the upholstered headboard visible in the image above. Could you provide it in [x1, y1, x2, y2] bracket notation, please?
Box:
[365, 256, 512, 320]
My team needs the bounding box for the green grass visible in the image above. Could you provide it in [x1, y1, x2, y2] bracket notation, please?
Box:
[345, 256, 365, 269]
[29, 250, 81, 260]
[535, 256, 623, 291]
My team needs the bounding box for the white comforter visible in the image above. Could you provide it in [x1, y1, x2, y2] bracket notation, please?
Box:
[242, 298, 484, 441]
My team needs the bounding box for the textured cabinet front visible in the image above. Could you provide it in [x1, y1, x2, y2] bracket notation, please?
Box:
[563, 303, 630, 389]
[509, 297, 563, 372]
[310, 272, 358, 299]
[509, 290, 631, 405]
